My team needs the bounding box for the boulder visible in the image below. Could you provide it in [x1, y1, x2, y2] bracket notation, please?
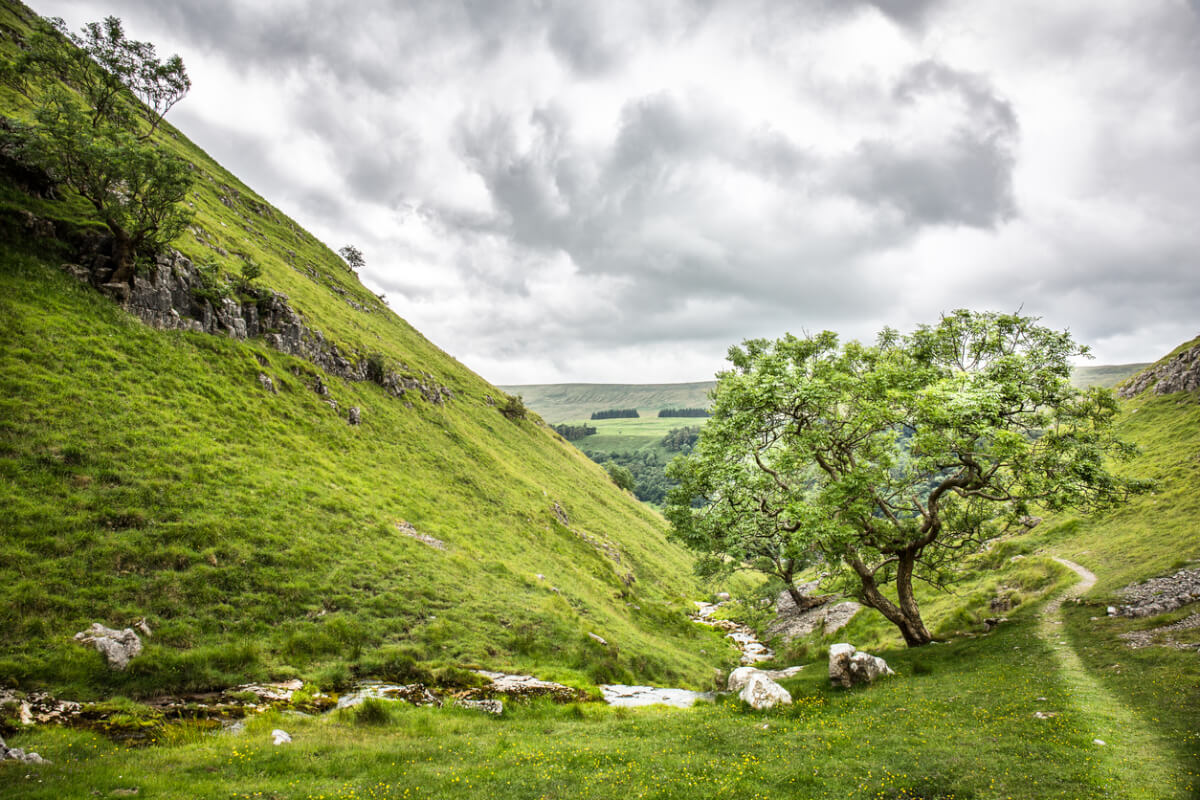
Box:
[74, 623, 143, 670]
[348, 406, 361, 425]
[456, 699, 503, 715]
[727, 666, 761, 692]
[272, 729, 292, 745]
[828, 643, 895, 689]
[738, 672, 792, 710]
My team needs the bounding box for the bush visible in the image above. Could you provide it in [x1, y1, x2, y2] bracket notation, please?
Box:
[353, 697, 392, 726]
[499, 394, 527, 421]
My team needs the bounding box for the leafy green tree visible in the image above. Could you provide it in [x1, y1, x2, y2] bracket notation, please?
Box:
[666, 311, 1148, 646]
[339, 245, 366, 271]
[604, 461, 636, 493]
[6, 16, 193, 283]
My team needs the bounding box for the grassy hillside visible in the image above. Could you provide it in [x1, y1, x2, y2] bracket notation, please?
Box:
[504, 366, 1147, 424]
[498, 383, 716, 424]
[0, 0, 724, 698]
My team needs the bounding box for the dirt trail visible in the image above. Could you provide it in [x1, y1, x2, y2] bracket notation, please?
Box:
[1039, 557, 1181, 797]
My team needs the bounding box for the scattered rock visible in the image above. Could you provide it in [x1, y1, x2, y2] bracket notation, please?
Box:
[768, 596, 861, 642]
[1, 735, 49, 765]
[1033, 711, 1059, 719]
[396, 521, 446, 551]
[470, 671, 582, 703]
[1118, 612, 1200, 651]
[715, 592, 731, 602]
[828, 643, 895, 689]
[727, 665, 804, 692]
[1094, 739, 1106, 746]
[347, 406, 361, 425]
[552, 502, 570, 526]
[983, 616, 1009, 631]
[455, 699, 503, 715]
[257, 373, 277, 394]
[587, 632, 609, 646]
[1020, 515, 1043, 529]
[272, 729, 291, 745]
[1107, 606, 1119, 617]
[73, 623, 143, 670]
[738, 672, 792, 710]
[133, 618, 153, 638]
[1114, 567, 1200, 618]
[337, 682, 440, 709]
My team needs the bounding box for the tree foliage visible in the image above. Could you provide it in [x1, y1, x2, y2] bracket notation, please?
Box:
[4, 15, 193, 282]
[603, 461, 636, 492]
[666, 311, 1149, 646]
[591, 409, 639, 420]
[339, 245, 366, 271]
[658, 408, 711, 418]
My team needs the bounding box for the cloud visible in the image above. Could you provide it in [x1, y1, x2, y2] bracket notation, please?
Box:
[33, 0, 1200, 383]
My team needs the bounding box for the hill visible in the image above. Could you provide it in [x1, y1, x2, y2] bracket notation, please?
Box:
[503, 363, 1148, 424]
[0, 0, 721, 698]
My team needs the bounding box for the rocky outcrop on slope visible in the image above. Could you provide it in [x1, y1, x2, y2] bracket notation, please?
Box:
[766, 586, 861, 641]
[1118, 342, 1200, 398]
[73, 623, 143, 670]
[828, 643, 895, 688]
[1112, 567, 1200, 618]
[59, 247, 453, 406]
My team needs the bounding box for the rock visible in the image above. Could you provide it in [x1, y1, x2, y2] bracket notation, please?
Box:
[587, 632, 608, 646]
[715, 592, 731, 601]
[456, 699, 503, 715]
[1119, 342, 1200, 398]
[272, 729, 291, 745]
[599, 685, 715, 708]
[727, 666, 762, 692]
[738, 672, 792, 710]
[1107, 606, 1119, 616]
[1094, 739, 1106, 746]
[348, 406, 361, 425]
[768, 598, 862, 641]
[74, 623, 143, 670]
[828, 643, 895, 689]
[134, 618, 153, 637]
[397, 521, 446, 550]
[1033, 711, 1059, 719]
[257, 373, 277, 394]
[470, 670, 581, 702]
[1020, 515, 1043, 529]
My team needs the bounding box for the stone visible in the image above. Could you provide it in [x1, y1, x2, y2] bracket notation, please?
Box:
[1033, 711, 1059, 719]
[587, 632, 609, 646]
[1020, 515, 1043, 529]
[1107, 606, 1119, 616]
[74, 623, 143, 670]
[397, 521, 446, 551]
[727, 666, 762, 692]
[272, 729, 292, 745]
[134, 618, 153, 637]
[456, 699, 503, 715]
[348, 406, 361, 425]
[257, 373, 277, 394]
[828, 643, 895, 689]
[715, 592, 731, 601]
[599, 685, 715, 708]
[470, 670, 581, 702]
[738, 672, 792, 710]
[1094, 739, 1106, 746]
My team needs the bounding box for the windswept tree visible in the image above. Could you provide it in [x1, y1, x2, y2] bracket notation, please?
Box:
[666, 311, 1149, 646]
[4, 15, 193, 283]
[338, 245, 366, 271]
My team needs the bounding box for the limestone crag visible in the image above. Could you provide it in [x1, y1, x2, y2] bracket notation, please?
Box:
[60, 248, 453, 406]
[1118, 342, 1200, 398]
[767, 587, 862, 642]
[1113, 567, 1200, 618]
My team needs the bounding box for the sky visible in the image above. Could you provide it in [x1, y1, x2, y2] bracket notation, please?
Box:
[35, 0, 1200, 384]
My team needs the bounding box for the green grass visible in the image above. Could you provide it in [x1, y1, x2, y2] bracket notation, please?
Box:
[2, 610, 1196, 799]
[0, 0, 729, 697]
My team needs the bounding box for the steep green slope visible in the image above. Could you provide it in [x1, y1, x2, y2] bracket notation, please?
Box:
[0, 0, 722, 698]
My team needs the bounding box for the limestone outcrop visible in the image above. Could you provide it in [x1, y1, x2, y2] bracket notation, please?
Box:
[58, 247, 453, 406]
[1118, 342, 1200, 398]
[828, 643, 894, 688]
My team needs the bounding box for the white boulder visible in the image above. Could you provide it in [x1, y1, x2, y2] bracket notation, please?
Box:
[828, 643, 895, 688]
[74, 623, 143, 670]
[738, 672, 792, 710]
[272, 729, 292, 745]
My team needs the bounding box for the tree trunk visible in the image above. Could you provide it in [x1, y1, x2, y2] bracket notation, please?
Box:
[851, 554, 933, 647]
[107, 226, 135, 285]
[894, 550, 933, 646]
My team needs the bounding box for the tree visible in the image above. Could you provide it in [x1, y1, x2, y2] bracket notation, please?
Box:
[604, 461, 636, 493]
[339, 245, 365, 271]
[8, 16, 193, 283]
[666, 311, 1149, 646]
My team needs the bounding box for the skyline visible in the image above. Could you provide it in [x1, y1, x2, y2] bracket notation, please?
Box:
[35, 0, 1200, 383]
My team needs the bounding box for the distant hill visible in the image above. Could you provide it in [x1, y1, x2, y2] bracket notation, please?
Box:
[505, 364, 1150, 424]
